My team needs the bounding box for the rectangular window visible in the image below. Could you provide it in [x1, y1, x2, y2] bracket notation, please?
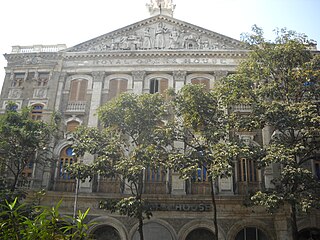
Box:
[238, 158, 257, 182]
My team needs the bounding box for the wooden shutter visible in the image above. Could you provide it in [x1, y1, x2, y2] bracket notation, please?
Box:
[78, 80, 88, 101]
[66, 121, 79, 132]
[119, 79, 128, 94]
[69, 79, 88, 101]
[191, 78, 210, 91]
[109, 79, 127, 100]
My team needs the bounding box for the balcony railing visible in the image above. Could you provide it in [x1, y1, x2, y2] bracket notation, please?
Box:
[66, 101, 86, 112]
[11, 44, 67, 53]
[97, 179, 121, 193]
[54, 179, 76, 192]
[144, 182, 167, 194]
[233, 104, 252, 112]
[190, 182, 211, 195]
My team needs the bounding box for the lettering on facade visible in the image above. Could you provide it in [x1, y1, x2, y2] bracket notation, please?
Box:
[147, 203, 211, 212]
[89, 58, 231, 66]
[99, 199, 211, 212]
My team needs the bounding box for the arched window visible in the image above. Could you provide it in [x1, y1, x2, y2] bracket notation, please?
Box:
[190, 164, 210, 195]
[31, 104, 44, 120]
[92, 225, 121, 240]
[145, 167, 167, 194]
[186, 228, 216, 240]
[108, 78, 128, 100]
[191, 77, 210, 91]
[54, 146, 77, 192]
[69, 79, 88, 101]
[235, 227, 268, 240]
[66, 120, 80, 133]
[58, 146, 75, 180]
[149, 78, 168, 95]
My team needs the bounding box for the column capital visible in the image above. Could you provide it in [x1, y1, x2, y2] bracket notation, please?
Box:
[173, 70, 186, 81]
[214, 71, 228, 79]
[132, 71, 146, 81]
[91, 71, 105, 81]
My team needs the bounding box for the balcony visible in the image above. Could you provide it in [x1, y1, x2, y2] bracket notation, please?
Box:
[54, 179, 76, 192]
[232, 104, 252, 112]
[11, 44, 67, 53]
[66, 101, 86, 113]
[144, 181, 167, 194]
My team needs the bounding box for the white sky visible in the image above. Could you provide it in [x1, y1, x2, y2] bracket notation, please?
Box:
[0, 0, 319, 89]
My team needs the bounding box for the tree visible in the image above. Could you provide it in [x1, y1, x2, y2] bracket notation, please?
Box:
[168, 84, 239, 240]
[0, 103, 57, 192]
[217, 26, 320, 240]
[70, 93, 171, 240]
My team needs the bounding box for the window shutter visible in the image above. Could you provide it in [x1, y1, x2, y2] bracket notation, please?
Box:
[69, 80, 79, 101]
[78, 80, 88, 101]
[119, 79, 128, 95]
[66, 121, 79, 132]
[159, 79, 168, 94]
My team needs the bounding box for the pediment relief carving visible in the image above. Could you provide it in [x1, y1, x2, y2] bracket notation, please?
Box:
[66, 16, 244, 53]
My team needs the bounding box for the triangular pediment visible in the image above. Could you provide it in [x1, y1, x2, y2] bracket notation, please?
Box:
[65, 15, 245, 53]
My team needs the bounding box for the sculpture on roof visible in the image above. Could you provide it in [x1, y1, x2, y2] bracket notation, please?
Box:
[148, 0, 175, 17]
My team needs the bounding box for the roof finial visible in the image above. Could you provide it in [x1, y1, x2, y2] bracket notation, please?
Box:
[147, 0, 175, 17]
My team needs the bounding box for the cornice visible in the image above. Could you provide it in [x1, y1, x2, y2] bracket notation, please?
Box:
[63, 49, 249, 60]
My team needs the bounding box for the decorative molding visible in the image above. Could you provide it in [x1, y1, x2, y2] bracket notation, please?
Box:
[173, 70, 186, 81]
[8, 89, 22, 99]
[132, 71, 146, 81]
[91, 71, 105, 82]
[65, 15, 245, 53]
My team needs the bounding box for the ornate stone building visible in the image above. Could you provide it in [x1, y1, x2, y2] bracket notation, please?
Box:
[1, 1, 319, 239]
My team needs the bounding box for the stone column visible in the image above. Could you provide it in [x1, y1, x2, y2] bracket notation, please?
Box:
[88, 71, 104, 127]
[79, 71, 104, 193]
[263, 125, 277, 189]
[132, 71, 145, 94]
[173, 70, 186, 92]
[171, 71, 187, 195]
[54, 72, 67, 111]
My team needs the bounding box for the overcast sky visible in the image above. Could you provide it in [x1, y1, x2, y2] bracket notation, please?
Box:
[0, 0, 319, 89]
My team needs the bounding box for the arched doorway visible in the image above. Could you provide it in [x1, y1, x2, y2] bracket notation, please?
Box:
[132, 222, 175, 240]
[299, 228, 320, 240]
[92, 225, 121, 240]
[235, 227, 268, 240]
[186, 228, 215, 240]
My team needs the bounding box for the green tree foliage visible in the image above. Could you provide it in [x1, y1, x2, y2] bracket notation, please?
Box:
[0, 103, 58, 192]
[217, 25, 320, 240]
[0, 196, 93, 240]
[168, 84, 240, 240]
[70, 93, 171, 240]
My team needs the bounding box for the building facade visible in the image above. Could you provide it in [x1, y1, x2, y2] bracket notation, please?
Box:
[1, 1, 319, 239]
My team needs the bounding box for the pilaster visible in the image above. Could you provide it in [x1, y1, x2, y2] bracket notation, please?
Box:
[88, 71, 104, 127]
[54, 72, 67, 111]
[173, 70, 186, 92]
[132, 71, 145, 94]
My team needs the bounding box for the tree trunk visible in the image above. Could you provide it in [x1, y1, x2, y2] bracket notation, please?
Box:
[137, 173, 144, 240]
[291, 203, 299, 240]
[138, 210, 144, 240]
[10, 174, 19, 192]
[210, 177, 218, 240]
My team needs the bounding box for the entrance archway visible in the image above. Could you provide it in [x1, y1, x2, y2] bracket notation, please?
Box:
[186, 228, 215, 240]
[235, 227, 268, 240]
[132, 221, 176, 240]
[92, 225, 121, 240]
[299, 228, 320, 240]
